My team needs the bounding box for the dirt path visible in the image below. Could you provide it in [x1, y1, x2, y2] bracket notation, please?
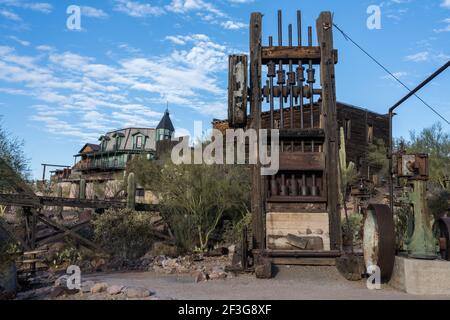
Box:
[82, 265, 449, 300]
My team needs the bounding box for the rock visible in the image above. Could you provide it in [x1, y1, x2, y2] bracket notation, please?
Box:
[255, 259, 272, 279]
[124, 287, 151, 298]
[49, 286, 66, 299]
[209, 267, 227, 280]
[90, 282, 108, 294]
[80, 280, 95, 293]
[54, 275, 68, 288]
[107, 285, 124, 295]
[49, 286, 79, 299]
[193, 271, 209, 283]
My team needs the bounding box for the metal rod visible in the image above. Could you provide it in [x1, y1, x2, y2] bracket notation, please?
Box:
[269, 36, 274, 129]
[388, 60, 450, 216]
[297, 10, 307, 196]
[308, 26, 317, 196]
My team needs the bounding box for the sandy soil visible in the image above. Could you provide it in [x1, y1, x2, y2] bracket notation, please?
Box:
[80, 265, 450, 300]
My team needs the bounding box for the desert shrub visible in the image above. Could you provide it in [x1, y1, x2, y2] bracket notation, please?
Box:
[222, 210, 252, 246]
[428, 189, 450, 221]
[341, 213, 363, 246]
[127, 154, 251, 252]
[47, 246, 83, 269]
[92, 208, 157, 260]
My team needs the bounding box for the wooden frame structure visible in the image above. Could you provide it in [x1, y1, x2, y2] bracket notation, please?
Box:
[229, 10, 341, 270]
[0, 158, 159, 253]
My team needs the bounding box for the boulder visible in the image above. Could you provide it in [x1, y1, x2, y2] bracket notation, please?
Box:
[90, 282, 108, 293]
[107, 285, 124, 295]
[80, 280, 95, 293]
[124, 287, 151, 298]
[54, 275, 69, 288]
[193, 271, 209, 283]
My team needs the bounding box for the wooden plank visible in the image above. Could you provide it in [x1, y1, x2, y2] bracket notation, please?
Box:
[267, 202, 326, 212]
[279, 152, 325, 171]
[37, 215, 103, 252]
[275, 128, 325, 139]
[228, 55, 248, 128]
[266, 212, 330, 251]
[271, 257, 336, 266]
[267, 196, 327, 203]
[249, 12, 264, 251]
[265, 249, 341, 257]
[261, 46, 338, 65]
[317, 12, 341, 250]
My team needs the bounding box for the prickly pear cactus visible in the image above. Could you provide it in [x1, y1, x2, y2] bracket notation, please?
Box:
[127, 172, 136, 210]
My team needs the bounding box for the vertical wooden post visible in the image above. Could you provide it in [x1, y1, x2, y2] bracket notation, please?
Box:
[316, 12, 341, 250]
[249, 12, 265, 252]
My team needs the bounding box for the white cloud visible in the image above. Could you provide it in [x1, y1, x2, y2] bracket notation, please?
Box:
[0, 0, 52, 13]
[166, 0, 225, 17]
[441, 0, 450, 9]
[81, 6, 108, 18]
[114, 0, 165, 17]
[9, 36, 30, 46]
[0, 8, 21, 20]
[381, 71, 408, 80]
[405, 50, 449, 63]
[405, 51, 429, 62]
[221, 20, 247, 30]
[434, 18, 450, 33]
[0, 34, 231, 140]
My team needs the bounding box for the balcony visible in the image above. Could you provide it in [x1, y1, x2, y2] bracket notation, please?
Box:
[74, 160, 126, 171]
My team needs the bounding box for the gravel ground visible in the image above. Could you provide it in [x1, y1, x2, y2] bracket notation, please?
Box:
[80, 265, 450, 300]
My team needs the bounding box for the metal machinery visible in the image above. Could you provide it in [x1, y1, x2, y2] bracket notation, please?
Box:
[228, 10, 343, 275]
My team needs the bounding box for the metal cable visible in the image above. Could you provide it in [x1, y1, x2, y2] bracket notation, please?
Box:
[333, 23, 450, 126]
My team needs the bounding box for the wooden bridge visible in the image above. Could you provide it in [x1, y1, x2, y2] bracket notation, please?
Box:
[0, 158, 160, 253]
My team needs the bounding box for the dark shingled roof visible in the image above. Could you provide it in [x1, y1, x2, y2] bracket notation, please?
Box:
[156, 110, 175, 132]
[78, 143, 101, 154]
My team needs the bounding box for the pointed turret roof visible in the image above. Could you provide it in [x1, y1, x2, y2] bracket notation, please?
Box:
[156, 108, 175, 132]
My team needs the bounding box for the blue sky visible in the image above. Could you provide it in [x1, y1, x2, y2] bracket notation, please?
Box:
[0, 0, 449, 179]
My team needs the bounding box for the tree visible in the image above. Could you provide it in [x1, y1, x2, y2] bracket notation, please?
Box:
[127, 155, 250, 252]
[0, 116, 30, 182]
[405, 123, 450, 190]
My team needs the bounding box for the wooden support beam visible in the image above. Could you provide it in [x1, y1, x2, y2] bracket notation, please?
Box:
[279, 152, 325, 171]
[37, 214, 103, 252]
[249, 12, 265, 252]
[317, 12, 341, 250]
[228, 55, 248, 128]
[261, 46, 338, 65]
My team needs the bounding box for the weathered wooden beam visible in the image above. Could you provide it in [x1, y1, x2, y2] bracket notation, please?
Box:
[317, 12, 341, 250]
[249, 12, 265, 252]
[228, 55, 248, 128]
[279, 152, 325, 171]
[261, 46, 338, 65]
[0, 193, 160, 211]
[37, 214, 103, 252]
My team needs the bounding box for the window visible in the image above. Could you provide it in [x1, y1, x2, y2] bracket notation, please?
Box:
[367, 124, 374, 143]
[345, 119, 351, 140]
[101, 140, 107, 151]
[135, 135, 143, 149]
[115, 136, 123, 150]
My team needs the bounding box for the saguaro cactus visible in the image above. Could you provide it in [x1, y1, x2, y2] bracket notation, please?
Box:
[338, 127, 356, 204]
[127, 172, 136, 210]
[79, 179, 86, 200]
[56, 185, 63, 219]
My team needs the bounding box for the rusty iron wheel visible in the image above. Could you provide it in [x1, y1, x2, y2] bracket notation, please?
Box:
[363, 204, 396, 282]
[437, 217, 450, 261]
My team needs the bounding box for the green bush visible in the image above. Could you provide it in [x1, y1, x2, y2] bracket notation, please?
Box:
[341, 213, 364, 246]
[92, 208, 157, 260]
